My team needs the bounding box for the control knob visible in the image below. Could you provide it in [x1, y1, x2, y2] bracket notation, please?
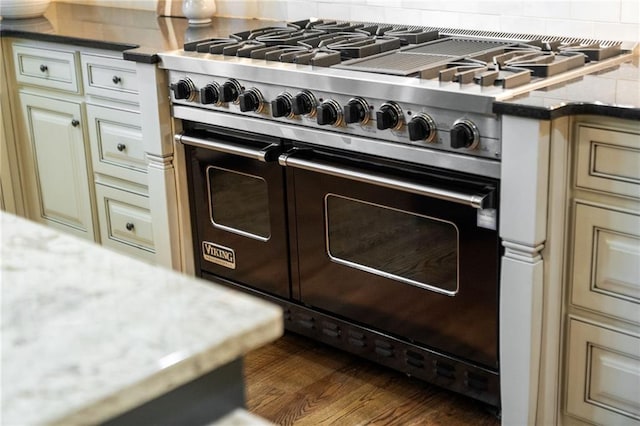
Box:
[238, 88, 264, 113]
[343, 97, 370, 124]
[316, 100, 343, 126]
[271, 93, 293, 118]
[170, 78, 196, 101]
[220, 79, 242, 103]
[291, 90, 317, 117]
[199, 82, 220, 105]
[408, 113, 437, 142]
[376, 102, 403, 130]
[450, 119, 480, 149]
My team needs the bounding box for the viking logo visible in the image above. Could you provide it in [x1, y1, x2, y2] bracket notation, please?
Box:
[202, 241, 236, 269]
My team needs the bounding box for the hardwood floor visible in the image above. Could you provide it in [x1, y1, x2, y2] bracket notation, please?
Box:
[244, 332, 500, 425]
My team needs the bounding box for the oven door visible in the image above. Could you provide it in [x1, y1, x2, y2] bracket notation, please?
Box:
[180, 125, 290, 298]
[280, 148, 500, 369]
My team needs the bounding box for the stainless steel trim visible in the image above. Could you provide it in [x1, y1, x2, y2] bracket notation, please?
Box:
[176, 133, 278, 162]
[172, 106, 501, 179]
[279, 152, 493, 209]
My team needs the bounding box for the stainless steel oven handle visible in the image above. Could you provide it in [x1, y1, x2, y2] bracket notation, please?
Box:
[176, 133, 281, 162]
[279, 152, 494, 209]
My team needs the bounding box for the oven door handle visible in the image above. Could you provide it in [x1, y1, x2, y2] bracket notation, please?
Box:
[176, 133, 281, 162]
[279, 152, 494, 209]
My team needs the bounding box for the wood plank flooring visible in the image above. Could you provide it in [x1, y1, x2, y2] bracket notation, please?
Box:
[244, 332, 500, 426]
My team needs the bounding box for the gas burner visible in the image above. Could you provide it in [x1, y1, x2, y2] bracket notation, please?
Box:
[299, 32, 369, 49]
[232, 26, 298, 41]
[382, 27, 440, 45]
[559, 42, 621, 61]
[324, 35, 401, 59]
[307, 20, 367, 33]
[494, 50, 586, 77]
[184, 37, 234, 52]
[254, 29, 326, 46]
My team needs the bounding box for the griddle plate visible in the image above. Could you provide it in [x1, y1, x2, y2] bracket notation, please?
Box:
[338, 38, 512, 76]
[341, 52, 455, 75]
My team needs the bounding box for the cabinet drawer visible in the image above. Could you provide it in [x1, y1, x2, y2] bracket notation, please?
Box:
[572, 203, 640, 325]
[81, 54, 138, 103]
[566, 319, 640, 425]
[13, 44, 80, 93]
[576, 124, 640, 199]
[87, 104, 147, 185]
[95, 184, 155, 262]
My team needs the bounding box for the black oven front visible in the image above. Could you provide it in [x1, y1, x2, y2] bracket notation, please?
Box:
[179, 121, 501, 407]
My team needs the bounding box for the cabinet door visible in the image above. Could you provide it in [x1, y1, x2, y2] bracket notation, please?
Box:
[20, 92, 95, 240]
[566, 319, 640, 425]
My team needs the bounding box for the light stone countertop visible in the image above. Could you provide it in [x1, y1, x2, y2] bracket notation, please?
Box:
[0, 212, 283, 425]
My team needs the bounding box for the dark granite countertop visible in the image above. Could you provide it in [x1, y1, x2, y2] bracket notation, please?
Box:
[493, 55, 640, 120]
[2, 2, 638, 120]
[0, 2, 275, 63]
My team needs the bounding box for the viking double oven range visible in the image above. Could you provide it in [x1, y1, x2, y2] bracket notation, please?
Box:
[158, 20, 631, 410]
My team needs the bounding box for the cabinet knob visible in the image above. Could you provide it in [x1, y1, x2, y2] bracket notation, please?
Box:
[125, 222, 135, 231]
[112, 75, 122, 84]
[116, 143, 126, 152]
[71, 119, 80, 127]
[39, 64, 48, 73]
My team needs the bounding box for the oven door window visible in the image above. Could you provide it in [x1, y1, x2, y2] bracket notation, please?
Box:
[207, 166, 270, 241]
[326, 194, 459, 295]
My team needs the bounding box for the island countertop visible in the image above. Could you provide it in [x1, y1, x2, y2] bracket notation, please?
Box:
[0, 212, 283, 425]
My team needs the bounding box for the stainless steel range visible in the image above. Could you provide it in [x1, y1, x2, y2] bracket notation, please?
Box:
[158, 19, 633, 410]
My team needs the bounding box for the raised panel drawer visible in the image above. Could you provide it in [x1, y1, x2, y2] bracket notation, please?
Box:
[576, 124, 640, 199]
[81, 54, 138, 103]
[572, 203, 640, 325]
[13, 44, 79, 93]
[566, 318, 640, 425]
[87, 104, 147, 185]
[95, 184, 155, 262]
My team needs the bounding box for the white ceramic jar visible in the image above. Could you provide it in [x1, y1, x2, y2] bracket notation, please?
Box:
[182, 0, 216, 25]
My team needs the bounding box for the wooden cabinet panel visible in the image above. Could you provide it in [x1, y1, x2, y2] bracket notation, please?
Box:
[576, 124, 640, 200]
[13, 44, 79, 93]
[19, 92, 94, 240]
[86, 104, 147, 185]
[572, 203, 640, 325]
[566, 319, 640, 425]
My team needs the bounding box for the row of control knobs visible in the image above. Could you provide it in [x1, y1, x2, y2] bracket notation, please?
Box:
[170, 78, 480, 149]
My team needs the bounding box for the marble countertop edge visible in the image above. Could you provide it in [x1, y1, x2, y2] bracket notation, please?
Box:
[50, 317, 283, 425]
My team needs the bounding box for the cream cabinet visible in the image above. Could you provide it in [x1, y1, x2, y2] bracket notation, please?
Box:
[563, 117, 640, 426]
[4, 38, 156, 262]
[10, 41, 96, 240]
[18, 92, 95, 239]
[82, 52, 155, 262]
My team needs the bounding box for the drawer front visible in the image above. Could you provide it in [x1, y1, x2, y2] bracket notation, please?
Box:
[572, 203, 640, 325]
[95, 184, 155, 261]
[87, 104, 147, 185]
[576, 124, 640, 199]
[13, 44, 79, 93]
[81, 54, 138, 103]
[566, 319, 640, 425]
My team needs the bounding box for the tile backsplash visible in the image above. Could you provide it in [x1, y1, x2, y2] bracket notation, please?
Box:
[56, 0, 639, 41]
